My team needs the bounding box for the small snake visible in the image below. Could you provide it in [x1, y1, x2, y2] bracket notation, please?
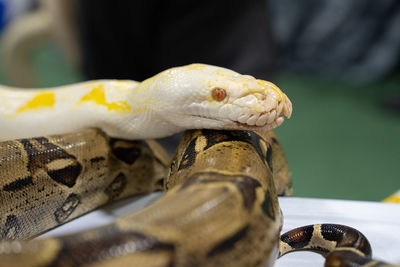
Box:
[280, 224, 400, 267]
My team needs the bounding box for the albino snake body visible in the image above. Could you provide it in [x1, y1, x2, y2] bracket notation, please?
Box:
[0, 64, 292, 140]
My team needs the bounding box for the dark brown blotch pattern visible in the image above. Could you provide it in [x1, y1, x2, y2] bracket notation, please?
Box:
[325, 250, 375, 266]
[110, 139, 143, 165]
[321, 224, 372, 257]
[0, 215, 20, 240]
[203, 130, 267, 165]
[19, 137, 82, 188]
[180, 172, 261, 211]
[54, 193, 81, 223]
[177, 138, 197, 170]
[3, 176, 33, 192]
[207, 226, 249, 257]
[104, 173, 127, 201]
[280, 225, 314, 250]
[50, 226, 176, 266]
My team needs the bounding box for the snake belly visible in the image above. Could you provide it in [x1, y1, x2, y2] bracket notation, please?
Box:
[0, 128, 170, 240]
[0, 129, 288, 267]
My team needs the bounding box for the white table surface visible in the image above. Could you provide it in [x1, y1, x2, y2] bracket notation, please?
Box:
[41, 194, 400, 266]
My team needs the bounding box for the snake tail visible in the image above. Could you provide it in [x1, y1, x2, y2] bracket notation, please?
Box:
[279, 224, 398, 267]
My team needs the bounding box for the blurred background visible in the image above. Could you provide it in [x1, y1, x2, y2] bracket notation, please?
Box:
[0, 0, 399, 201]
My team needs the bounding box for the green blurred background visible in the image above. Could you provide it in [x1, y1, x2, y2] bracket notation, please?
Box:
[274, 73, 400, 201]
[0, 40, 398, 201]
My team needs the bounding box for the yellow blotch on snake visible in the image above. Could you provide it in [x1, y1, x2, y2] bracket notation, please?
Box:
[79, 84, 131, 112]
[17, 92, 55, 113]
[256, 80, 283, 96]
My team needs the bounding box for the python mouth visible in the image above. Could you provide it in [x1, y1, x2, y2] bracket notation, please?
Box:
[232, 112, 286, 130]
[190, 107, 287, 130]
[225, 94, 292, 129]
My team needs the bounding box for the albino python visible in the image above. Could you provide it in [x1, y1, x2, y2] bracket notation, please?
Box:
[0, 64, 291, 140]
[0, 64, 396, 266]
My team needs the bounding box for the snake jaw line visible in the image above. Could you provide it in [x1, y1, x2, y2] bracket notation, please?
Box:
[182, 102, 287, 130]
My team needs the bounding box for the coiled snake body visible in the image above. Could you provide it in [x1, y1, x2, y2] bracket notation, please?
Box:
[0, 64, 396, 266]
[0, 128, 287, 266]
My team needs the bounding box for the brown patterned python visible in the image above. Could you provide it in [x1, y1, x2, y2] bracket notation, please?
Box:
[0, 129, 289, 266]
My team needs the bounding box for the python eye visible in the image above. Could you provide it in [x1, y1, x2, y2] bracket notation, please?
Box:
[211, 87, 226, 101]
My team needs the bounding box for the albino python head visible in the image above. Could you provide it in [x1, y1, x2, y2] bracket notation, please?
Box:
[153, 64, 292, 132]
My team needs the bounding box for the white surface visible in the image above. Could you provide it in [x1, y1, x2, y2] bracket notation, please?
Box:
[41, 195, 400, 266]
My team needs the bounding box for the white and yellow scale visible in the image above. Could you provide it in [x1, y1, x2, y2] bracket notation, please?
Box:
[0, 64, 292, 141]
